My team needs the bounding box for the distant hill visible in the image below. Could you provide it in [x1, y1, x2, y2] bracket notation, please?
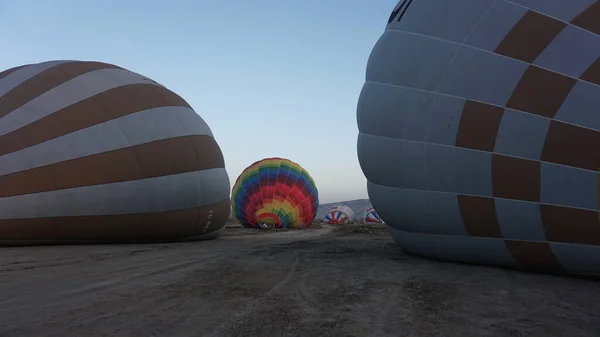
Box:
[317, 199, 371, 220]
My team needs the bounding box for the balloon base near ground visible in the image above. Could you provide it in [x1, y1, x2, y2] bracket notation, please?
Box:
[387, 226, 600, 278]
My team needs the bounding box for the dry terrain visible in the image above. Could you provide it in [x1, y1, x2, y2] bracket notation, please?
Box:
[1, 224, 599, 337]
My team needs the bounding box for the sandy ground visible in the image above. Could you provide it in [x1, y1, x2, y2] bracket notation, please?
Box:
[1, 224, 600, 337]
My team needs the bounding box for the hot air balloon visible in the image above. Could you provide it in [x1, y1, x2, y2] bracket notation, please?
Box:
[0, 60, 230, 245]
[363, 205, 384, 225]
[231, 158, 319, 229]
[323, 205, 356, 225]
[357, 0, 600, 276]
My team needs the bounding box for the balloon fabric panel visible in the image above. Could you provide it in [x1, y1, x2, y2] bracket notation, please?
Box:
[231, 157, 319, 229]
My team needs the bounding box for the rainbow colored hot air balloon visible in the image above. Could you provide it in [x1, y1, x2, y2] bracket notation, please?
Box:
[231, 158, 319, 229]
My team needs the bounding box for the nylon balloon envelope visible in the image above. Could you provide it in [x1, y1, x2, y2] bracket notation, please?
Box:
[323, 204, 355, 225]
[231, 157, 319, 229]
[0, 60, 230, 245]
[357, 0, 600, 276]
[363, 205, 384, 224]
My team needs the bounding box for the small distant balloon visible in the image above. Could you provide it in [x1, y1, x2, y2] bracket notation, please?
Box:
[323, 205, 355, 225]
[363, 205, 384, 225]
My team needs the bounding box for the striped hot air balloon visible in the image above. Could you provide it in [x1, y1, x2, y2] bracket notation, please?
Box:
[0, 60, 231, 245]
[231, 158, 319, 229]
[358, 0, 600, 276]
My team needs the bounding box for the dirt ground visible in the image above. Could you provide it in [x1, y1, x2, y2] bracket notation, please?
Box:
[1, 224, 600, 337]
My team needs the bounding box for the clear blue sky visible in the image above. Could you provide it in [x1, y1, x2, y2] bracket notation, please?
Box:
[0, 0, 397, 203]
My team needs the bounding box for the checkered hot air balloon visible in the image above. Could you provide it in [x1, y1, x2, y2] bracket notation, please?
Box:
[357, 0, 600, 276]
[231, 158, 319, 229]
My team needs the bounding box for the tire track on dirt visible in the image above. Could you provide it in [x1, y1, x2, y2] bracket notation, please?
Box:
[0, 235, 276, 303]
[368, 263, 402, 337]
[0, 252, 224, 316]
[298, 264, 321, 315]
[206, 253, 302, 336]
[204, 234, 334, 337]
[59, 250, 274, 337]
[266, 255, 300, 295]
[169, 257, 268, 334]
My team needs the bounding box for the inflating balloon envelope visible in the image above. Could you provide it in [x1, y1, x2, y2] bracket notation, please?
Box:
[232, 157, 319, 229]
[323, 205, 355, 225]
[363, 205, 384, 225]
[0, 60, 230, 245]
[357, 0, 600, 276]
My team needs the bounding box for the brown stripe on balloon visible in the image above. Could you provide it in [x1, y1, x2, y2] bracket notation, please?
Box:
[0, 83, 190, 156]
[0, 64, 28, 81]
[457, 195, 503, 238]
[540, 204, 600, 246]
[504, 240, 564, 273]
[494, 11, 566, 63]
[541, 120, 600, 171]
[455, 100, 504, 152]
[571, 1, 600, 36]
[491, 154, 540, 202]
[0, 199, 230, 244]
[0, 135, 224, 198]
[506, 66, 576, 118]
[0, 61, 120, 119]
[580, 57, 600, 85]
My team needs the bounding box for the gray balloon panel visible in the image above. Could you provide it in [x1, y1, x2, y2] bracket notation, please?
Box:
[388, 227, 519, 269]
[358, 0, 600, 275]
